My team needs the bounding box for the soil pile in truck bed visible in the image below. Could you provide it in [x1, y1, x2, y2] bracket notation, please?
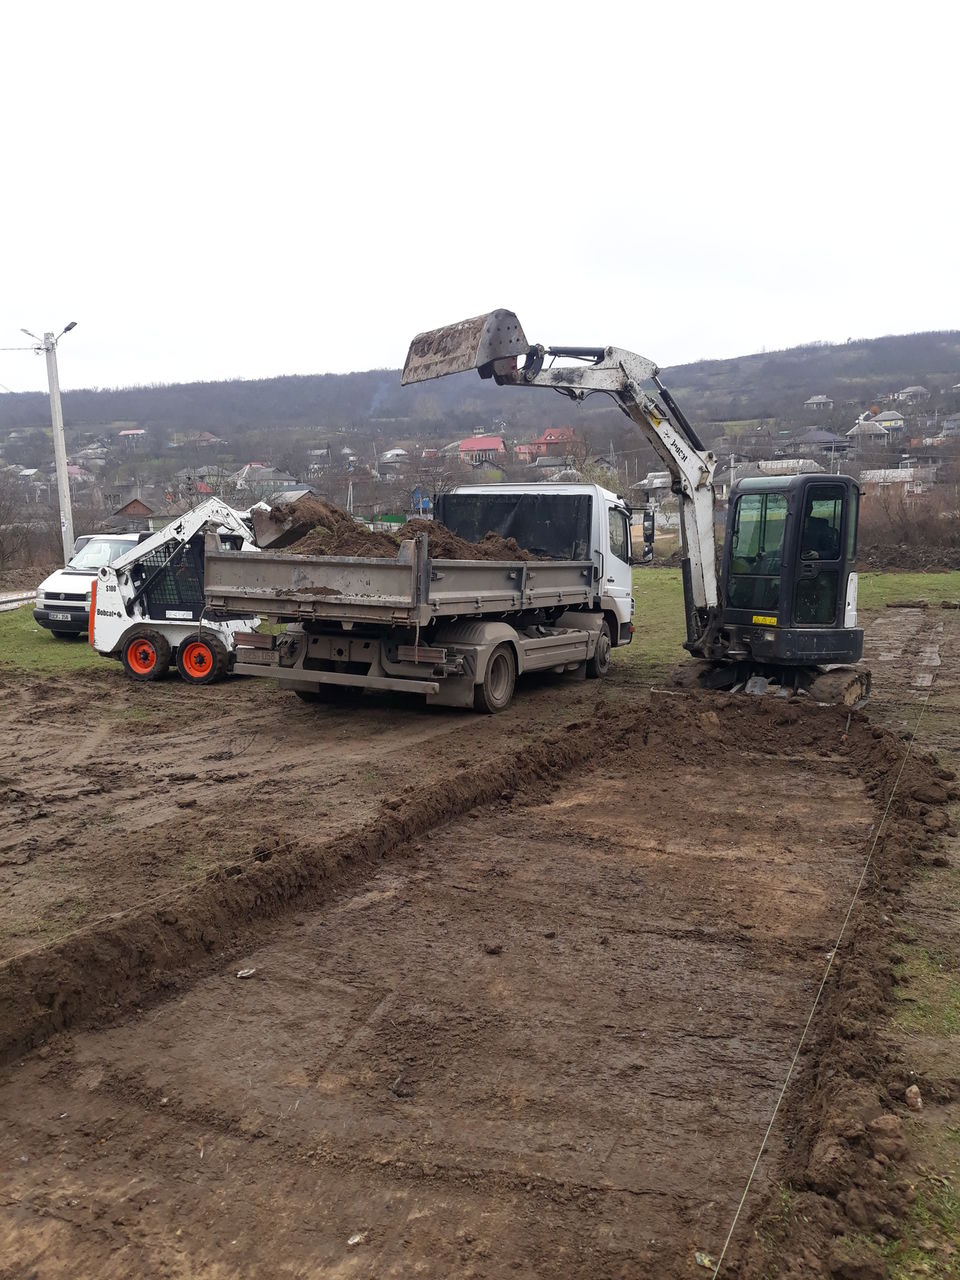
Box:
[257, 496, 402, 557]
[262, 496, 540, 561]
[401, 518, 536, 561]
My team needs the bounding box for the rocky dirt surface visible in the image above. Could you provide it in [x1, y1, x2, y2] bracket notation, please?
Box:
[0, 617, 955, 1278]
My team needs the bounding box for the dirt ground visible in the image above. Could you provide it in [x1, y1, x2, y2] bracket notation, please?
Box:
[0, 667, 600, 961]
[0, 616, 956, 1278]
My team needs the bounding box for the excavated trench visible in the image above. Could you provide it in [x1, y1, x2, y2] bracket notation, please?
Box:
[1, 683, 954, 1279]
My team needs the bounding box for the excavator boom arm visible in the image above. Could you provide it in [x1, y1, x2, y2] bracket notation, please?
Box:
[403, 311, 719, 651]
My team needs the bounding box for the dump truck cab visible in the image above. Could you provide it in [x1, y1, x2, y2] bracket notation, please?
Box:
[719, 473, 862, 666]
[437, 482, 636, 645]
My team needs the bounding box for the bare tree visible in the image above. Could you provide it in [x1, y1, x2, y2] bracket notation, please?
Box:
[0, 473, 30, 569]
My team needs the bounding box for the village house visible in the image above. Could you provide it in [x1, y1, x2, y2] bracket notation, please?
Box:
[896, 385, 930, 404]
[513, 426, 583, 462]
[859, 465, 936, 500]
[458, 435, 507, 464]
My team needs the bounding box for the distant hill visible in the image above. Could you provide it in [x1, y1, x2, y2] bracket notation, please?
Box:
[665, 330, 960, 422]
[1, 330, 958, 449]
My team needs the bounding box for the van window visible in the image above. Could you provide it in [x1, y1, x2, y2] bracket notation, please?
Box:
[67, 538, 136, 570]
[608, 508, 631, 563]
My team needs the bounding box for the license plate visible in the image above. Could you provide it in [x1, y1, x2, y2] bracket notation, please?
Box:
[50, 612, 72, 622]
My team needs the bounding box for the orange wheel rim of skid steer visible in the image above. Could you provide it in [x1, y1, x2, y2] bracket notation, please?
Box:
[181, 640, 213, 679]
[128, 640, 158, 675]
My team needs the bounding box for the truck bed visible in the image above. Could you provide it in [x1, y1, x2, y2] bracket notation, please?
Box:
[203, 533, 596, 625]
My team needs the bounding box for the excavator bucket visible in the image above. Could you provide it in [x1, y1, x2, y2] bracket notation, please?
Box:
[401, 309, 531, 385]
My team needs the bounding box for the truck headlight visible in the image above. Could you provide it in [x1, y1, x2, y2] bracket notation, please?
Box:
[85, 590, 92, 606]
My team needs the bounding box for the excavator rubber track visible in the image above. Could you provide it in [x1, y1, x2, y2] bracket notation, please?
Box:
[672, 659, 872, 708]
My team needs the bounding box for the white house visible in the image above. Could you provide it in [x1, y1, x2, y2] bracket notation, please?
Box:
[871, 409, 905, 434]
[860, 466, 935, 498]
[804, 394, 834, 411]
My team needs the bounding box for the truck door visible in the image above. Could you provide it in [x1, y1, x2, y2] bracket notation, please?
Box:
[604, 504, 634, 642]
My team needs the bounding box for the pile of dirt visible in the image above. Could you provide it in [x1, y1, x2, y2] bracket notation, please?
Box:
[265, 495, 540, 562]
[402, 518, 536, 561]
[858, 543, 960, 572]
[0, 564, 57, 592]
[736, 717, 959, 1280]
[261, 496, 401, 557]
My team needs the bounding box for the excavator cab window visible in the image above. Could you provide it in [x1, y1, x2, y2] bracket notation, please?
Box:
[794, 483, 846, 625]
[726, 492, 787, 612]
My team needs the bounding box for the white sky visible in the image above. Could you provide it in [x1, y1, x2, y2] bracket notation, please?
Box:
[1, 0, 956, 393]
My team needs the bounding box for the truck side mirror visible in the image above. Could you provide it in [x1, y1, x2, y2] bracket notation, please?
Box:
[642, 509, 655, 542]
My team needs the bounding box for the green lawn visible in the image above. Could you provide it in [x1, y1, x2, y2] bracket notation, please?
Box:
[0, 605, 104, 676]
[859, 570, 960, 609]
[611, 568, 686, 678]
[612, 568, 960, 681]
[2, 569, 958, 681]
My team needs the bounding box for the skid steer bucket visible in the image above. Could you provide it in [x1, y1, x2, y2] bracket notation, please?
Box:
[401, 309, 530, 384]
[252, 504, 313, 550]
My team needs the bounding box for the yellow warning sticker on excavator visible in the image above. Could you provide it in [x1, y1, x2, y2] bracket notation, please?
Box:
[752, 615, 777, 625]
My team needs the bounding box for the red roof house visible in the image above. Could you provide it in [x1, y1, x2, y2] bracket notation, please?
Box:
[459, 435, 507, 463]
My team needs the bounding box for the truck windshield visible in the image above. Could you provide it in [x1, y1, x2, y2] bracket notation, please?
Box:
[68, 538, 136, 570]
[437, 493, 592, 560]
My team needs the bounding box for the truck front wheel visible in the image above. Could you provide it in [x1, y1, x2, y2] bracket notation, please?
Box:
[586, 621, 612, 679]
[474, 643, 516, 714]
[122, 630, 172, 682]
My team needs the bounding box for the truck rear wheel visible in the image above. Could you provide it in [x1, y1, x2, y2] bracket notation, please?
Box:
[177, 633, 229, 685]
[121, 630, 172, 682]
[586, 620, 612, 679]
[474, 643, 516, 714]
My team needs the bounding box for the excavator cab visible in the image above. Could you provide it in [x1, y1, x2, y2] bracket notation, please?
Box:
[718, 474, 862, 667]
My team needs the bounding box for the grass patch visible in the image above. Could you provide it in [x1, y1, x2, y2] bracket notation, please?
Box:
[0, 604, 103, 676]
[893, 948, 960, 1037]
[3, 570, 956, 685]
[859, 570, 960, 609]
[609, 568, 960, 685]
[611, 568, 686, 681]
[883, 1174, 960, 1278]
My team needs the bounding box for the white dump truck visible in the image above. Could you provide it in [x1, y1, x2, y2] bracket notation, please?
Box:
[204, 483, 638, 712]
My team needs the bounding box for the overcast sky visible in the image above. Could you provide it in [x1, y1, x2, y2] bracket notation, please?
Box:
[1, 1, 955, 394]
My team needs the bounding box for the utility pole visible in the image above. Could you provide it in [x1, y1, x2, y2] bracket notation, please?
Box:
[17, 322, 78, 563]
[43, 331, 74, 561]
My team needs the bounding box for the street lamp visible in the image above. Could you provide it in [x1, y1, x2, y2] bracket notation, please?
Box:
[20, 323, 78, 563]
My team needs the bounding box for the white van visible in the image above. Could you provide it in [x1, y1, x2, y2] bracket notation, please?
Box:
[34, 534, 141, 637]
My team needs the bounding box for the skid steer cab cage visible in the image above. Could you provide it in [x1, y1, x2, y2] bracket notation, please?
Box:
[718, 473, 863, 667]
